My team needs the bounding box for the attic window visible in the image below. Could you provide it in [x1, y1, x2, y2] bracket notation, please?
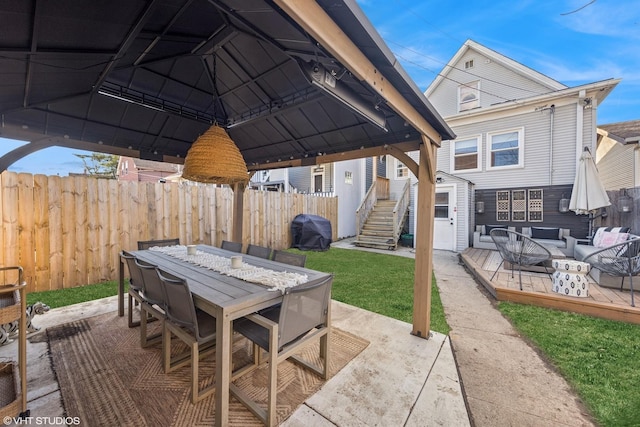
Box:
[458, 81, 479, 112]
[464, 59, 474, 69]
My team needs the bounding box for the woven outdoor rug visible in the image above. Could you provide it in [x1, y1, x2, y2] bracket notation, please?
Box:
[47, 312, 369, 427]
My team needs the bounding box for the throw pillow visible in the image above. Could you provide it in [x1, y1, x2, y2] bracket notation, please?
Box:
[484, 225, 504, 236]
[531, 227, 560, 240]
[597, 231, 629, 248]
[593, 227, 631, 247]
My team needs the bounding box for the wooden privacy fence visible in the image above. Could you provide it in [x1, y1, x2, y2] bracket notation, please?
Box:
[0, 171, 337, 293]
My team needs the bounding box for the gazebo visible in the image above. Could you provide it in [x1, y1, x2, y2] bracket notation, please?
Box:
[0, 0, 454, 347]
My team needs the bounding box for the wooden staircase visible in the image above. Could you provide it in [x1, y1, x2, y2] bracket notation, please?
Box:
[354, 177, 410, 251]
[355, 199, 400, 250]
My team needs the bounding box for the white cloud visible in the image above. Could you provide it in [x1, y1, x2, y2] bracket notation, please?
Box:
[556, 0, 640, 38]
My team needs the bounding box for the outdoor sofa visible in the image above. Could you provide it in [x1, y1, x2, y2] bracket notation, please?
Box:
[473, 225, 515, 250]
[521, 226, 574, 257]
[573, 226, 639, 289]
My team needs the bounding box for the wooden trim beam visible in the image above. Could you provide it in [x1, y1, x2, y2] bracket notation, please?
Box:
[247, 140, 421, 171]
[274, 0, 442, 148]
[385, 145, 418, 178]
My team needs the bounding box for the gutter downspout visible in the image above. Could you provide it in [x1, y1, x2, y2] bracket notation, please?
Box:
[548, 105, 555, 185]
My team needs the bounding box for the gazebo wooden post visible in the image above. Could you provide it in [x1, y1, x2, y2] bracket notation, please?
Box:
[232, 183, 245, 244]
[412, 140, 437, 338]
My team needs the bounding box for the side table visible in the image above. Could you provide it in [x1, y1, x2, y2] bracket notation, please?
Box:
[552, 259, 590, 297]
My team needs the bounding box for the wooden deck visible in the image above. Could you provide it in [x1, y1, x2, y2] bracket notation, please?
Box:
[461, 247, 640, 325]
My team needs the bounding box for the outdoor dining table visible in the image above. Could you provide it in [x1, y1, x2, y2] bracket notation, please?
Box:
[118, 244, 331, 426]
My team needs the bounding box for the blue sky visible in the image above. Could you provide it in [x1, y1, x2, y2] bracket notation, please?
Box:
[1, 0, 638, 176]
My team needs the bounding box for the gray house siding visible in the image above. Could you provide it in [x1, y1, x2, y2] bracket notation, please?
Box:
[597, 139, 636, 191]
[437, 104, 581, 190]
[429, 50, 558, 118]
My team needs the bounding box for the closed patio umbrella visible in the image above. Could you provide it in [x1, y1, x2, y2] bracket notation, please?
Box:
[569, 146, 611, 237]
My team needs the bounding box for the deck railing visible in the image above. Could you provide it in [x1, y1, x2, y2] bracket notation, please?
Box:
[376, 176, 390, 200]
[392, 179, 411, 242]
[356, 181, 377, 236]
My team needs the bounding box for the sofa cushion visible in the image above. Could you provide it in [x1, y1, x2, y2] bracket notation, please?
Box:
[575, 244, 600, 261]
[479, 235, 493, 243]
[531, 238, 566, 249]
[531, 227, 560, 240]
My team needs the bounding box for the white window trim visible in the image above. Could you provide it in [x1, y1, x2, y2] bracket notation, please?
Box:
[394, 159, 409, 179]
[450, 135, 482, 173]
[458, 80, 480, 113]
[486, 127, 525, 171]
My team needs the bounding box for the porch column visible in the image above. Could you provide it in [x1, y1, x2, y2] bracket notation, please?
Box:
[232, 183, 245, 243]
[412, 141, 437, 338]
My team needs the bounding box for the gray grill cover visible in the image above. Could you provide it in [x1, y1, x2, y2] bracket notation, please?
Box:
[291, 214, 332, 251]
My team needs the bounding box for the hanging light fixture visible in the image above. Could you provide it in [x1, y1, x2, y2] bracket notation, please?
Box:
[618, 189, 633, 213]
[182, 53, 248, 185]
[182, 124, 248, 184]
[558, 193, 570, 213]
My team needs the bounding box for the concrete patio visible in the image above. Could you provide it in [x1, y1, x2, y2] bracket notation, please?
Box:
[2, 295, 470, 426]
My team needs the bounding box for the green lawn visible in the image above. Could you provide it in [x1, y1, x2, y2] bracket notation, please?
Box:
[26, 247, 450, 335]
[499, 302, 640, 427]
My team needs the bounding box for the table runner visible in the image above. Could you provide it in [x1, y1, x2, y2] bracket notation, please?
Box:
[150, 245, 308, 292]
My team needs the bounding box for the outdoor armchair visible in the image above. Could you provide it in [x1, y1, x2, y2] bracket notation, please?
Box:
[583, 237, 640, 307]
[490, 228, 552, 290]
[221, 240, 243, 253]
[156, 268, 217, 404]
[246, 244, 272, 259]
[231, 274, 333, 426]
[120, 250, 145, 328]
[272, 250, 306, 267]
[137, 238, 180, 250]
[135, 258, 167, 348]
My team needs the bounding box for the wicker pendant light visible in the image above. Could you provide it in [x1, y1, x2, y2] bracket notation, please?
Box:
[182, 125, 248, 184]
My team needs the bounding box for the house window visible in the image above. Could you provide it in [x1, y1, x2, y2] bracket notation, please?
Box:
[452, 136, 481, 172]
[396, 160, 409, 178]
[464, 59, 474, 69]
[487, 128, 524, 169]
[344, 171, 353, 185]
[458, 81, 479, 112]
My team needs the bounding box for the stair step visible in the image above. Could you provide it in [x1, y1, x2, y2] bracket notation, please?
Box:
[354, 240, 397, 250]
[356, 235, 396, 244]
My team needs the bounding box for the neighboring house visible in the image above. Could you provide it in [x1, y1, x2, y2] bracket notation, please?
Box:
[250, 158, 373, 239]
[117, 156, 182, 182]
[596, 120, 640, 190]
[390, 39, 620, 251]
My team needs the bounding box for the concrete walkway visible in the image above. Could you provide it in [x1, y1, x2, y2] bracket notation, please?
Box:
[332, 238, 595, 426]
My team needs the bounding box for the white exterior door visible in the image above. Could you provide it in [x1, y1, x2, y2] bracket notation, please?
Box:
[433, 184, 456, 251]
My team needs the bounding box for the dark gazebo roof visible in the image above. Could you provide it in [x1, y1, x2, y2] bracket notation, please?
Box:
[0, 0, 453, 170]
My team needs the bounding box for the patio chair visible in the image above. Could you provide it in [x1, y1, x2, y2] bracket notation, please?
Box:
[135, 258, 167, 348]
[156, 268, 217, 404]
[583, 237, 640, 307]
[246, 244, 272, 259]
[137, 238, 180, 250]
[121, 251, 146, 328]
[230, 274, 333, 426]
[490, 228, 552, 291]
[221, 240, 243, 253]
[272, 249, 306, 267]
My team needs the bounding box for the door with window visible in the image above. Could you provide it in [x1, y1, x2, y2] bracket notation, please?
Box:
[433, 185, 456, 250]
